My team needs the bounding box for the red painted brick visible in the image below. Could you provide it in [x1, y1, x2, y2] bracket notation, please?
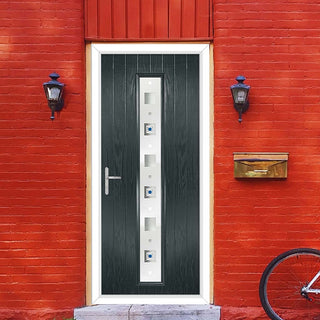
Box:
[214, 0, 320, 316]
[0, 0, 85, 318]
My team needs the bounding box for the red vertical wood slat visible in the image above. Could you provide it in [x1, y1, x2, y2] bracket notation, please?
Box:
[181, 0, 195, 38]
[195, 0, 209, 37]
[127, 0, 140, 38]
[86, 0, 98, 38]
[154, 0, 169, 39]
[169, 0, 182, 38]
[112, 0, 127, 38]
[99, 0, 112, 38]
[140, 0, 154, 38]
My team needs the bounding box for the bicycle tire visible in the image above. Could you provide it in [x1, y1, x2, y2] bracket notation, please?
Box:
[259, 248, 320, 320]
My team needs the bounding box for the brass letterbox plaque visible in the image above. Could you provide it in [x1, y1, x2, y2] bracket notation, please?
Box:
[234, 152, 288, 178]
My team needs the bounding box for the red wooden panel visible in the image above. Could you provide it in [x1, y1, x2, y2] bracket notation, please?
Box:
[209, 0, 213, 38]
[98, 0, 112, 38]
[85, 0, 212, 40]
[169, 0, 182, 38]
[181, 0, 195, 38]
[112, 0, 126, 38]
[127, 0, 140, 38]
[140, 0, 154, 38]
[86, 0, 98, 38]
[196, 0, 209, 37]
[154, 0, 169, 38]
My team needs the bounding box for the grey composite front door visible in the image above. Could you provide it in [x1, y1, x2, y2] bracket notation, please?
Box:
[101, 54, 199, 294]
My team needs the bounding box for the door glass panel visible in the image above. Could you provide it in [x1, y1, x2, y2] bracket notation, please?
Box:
[139, 77, 162, 283]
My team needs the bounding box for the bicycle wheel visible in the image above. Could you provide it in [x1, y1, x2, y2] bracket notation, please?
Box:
[259, 248, 320, 320]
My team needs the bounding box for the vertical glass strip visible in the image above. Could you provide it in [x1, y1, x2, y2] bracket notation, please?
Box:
[139, 77, 162, 282]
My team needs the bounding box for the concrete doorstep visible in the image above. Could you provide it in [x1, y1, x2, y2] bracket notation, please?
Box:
[74, 304, 221, 320]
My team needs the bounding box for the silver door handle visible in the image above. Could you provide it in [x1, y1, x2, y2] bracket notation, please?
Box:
[105, 167, 122, 195]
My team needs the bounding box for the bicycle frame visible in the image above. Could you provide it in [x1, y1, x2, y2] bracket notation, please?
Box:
[302, 270, 320, 295]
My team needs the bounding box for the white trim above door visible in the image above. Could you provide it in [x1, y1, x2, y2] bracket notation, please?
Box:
[89, 43, 211, 305]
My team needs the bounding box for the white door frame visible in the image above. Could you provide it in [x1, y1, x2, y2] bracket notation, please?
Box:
[89, 43, 212, 304]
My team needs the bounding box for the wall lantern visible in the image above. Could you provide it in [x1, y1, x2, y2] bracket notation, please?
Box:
[43, 72, 65, 120]
[230, 75, 250, 123]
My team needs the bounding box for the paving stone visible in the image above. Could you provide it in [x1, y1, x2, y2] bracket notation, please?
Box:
[74, 304, 131, 320]
[130, 304, 221, 320]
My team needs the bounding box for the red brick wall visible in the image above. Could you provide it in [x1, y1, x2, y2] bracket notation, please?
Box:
[0, 1, 85, 319]
[3, 0, 320, 318]
[214, 0, 320, 318]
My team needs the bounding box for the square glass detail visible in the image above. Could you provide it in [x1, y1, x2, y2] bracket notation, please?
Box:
[144, 250, 156, 262]
[144, 186, 156, 198]
[144, 154, 156, 167]
[144, 123, 156, 135]
[144, 92, 156, 104]
[145, 217, 156, 231]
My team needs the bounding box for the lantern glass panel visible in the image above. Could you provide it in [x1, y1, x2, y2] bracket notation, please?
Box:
[237, 90, 246, 103]
[232, 88, 248, 104]
[47, 87, 61, 101]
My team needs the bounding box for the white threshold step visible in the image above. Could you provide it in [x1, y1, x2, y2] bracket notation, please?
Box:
[74, 304, 221, 320]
